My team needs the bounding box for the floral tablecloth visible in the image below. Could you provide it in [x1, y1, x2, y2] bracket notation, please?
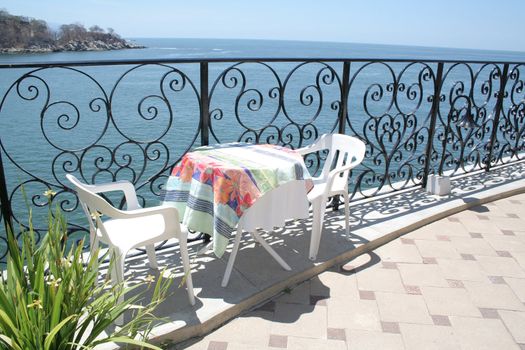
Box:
[161, 142, 312, 257]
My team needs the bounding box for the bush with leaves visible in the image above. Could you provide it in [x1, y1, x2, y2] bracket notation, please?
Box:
[0, 207, 172, 349]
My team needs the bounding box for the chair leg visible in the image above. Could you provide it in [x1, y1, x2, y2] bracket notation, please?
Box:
[89, 235, 100, 286]
[342, 192, 350, 239]
[309, 197, 327, 261]
[90, 231, 99, 252]
[110, 250, 125, 285]
[250, 231, 291, 271]
[110, 249, 126, 326]
[222, 226, 243, 287]
[178, 237, 195, 305]
[146, 244, 158, 269]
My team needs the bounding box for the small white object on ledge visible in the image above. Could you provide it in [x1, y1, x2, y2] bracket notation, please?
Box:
[426, 174, 451, 196]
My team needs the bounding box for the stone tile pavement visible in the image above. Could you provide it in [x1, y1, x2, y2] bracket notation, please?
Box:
[175, 192, 525, 350]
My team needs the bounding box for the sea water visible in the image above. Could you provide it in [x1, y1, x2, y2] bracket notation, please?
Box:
[1, 38, 524, 252]
[2, 38, 525, 63]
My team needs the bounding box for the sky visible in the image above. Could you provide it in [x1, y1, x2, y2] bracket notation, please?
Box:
[1, 0, 525, 52]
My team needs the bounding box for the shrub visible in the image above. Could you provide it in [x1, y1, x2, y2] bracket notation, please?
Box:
[0, 207, 171, 349]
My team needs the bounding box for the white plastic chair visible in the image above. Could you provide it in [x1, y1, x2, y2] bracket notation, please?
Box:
[66, 174, 195, 317]
[296, 134, 366, 260]
[221, 180, 309, 287]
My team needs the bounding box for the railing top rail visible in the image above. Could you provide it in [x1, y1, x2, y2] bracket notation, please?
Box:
[0, 56, 524, 69]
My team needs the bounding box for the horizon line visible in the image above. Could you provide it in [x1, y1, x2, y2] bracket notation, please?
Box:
[125, 37, 525, 55]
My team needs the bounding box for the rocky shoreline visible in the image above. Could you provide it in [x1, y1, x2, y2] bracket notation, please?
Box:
[0, 39, 145, 54]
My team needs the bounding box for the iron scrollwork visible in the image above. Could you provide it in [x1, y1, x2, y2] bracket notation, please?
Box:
[1, 57, 525, 264]
[346, 62, 436, 198]
[0, 63, 201, 262]
[209, 62, 341, 150]
[491, 64, 525, 165]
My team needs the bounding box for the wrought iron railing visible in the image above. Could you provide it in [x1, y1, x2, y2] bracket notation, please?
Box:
[1, 57, 524, 263]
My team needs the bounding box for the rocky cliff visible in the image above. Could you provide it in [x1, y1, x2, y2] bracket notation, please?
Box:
[1, 39, 144, 53]
[0, 10, 145, 54]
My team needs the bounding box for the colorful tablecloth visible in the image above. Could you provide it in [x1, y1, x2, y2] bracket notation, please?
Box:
[161, 143, 312, 257]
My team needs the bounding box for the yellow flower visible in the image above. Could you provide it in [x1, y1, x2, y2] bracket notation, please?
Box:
[90, 211, 102, 220]
[27, 299, 43, 309]
[44, 189, 56, 198]
[46, 276, 62, 288]
[144, 275, 155, 284]
[60, 258, 71, 268]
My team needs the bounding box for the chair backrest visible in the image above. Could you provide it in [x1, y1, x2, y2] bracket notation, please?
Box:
[66, 174, 120, 243]
[317, 134, 366, 191]
[239, 179, 309, 232]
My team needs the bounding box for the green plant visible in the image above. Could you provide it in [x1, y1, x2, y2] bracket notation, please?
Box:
[0, 206, 172, 349]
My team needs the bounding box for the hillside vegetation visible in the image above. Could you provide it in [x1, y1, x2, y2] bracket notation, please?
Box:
[0, 9, 142, 53]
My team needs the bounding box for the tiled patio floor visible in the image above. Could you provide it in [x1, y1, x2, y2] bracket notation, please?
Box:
[176, 192, 525, 350]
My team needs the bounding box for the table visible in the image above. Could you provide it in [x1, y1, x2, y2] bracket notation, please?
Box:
[161, 142, 313, 257]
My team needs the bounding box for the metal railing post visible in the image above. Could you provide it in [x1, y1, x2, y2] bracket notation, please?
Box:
[0, 149, 13, 234]
[338, 61, 351, 135]
[485, 63, 509, 171]
[333, 61, 351, 211]
[198, 62, 212, 243]
[200, 62, 210, 146]
[422, 62, 444, 188]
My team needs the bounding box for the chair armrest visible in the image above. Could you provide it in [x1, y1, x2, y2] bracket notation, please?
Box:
[295, 134, 329, 155]
[120, 205, 176, 218]
[89, 180, 141, 210]
[118, 205, 183, 234]
[324, 159, 362, 196]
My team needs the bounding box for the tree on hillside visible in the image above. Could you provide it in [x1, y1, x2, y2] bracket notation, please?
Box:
[0, 9, 136, 51]
[89, 25, 104, 33]
[107, 27, 121, 38]
[59, 23, 87, 43]
[0, 10, 53, 48]
[29, 19, 53, 45]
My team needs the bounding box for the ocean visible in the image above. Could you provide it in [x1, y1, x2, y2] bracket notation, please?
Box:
[0, 38, 524, 256]
[1, 38, 525, 63]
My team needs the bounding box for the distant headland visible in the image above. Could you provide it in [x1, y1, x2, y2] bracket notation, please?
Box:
[0, 10, 144, 53]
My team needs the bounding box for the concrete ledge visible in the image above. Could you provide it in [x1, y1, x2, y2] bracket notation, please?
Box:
[109, 161, 525, 348]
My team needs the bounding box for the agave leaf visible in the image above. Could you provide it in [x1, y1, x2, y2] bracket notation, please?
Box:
[33, 255, 46, 295]
[0, 334, 23, 350]
[0, 309, 18, 335]
[72, 311, 98, 346]
[86, 307, 127, 341]
[43, 314, 77, 350]
[0, 283, 17, 323]
[6, 229, 23, 281]
[15, 283, 31, 325]
[49, 279, 65, 330]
